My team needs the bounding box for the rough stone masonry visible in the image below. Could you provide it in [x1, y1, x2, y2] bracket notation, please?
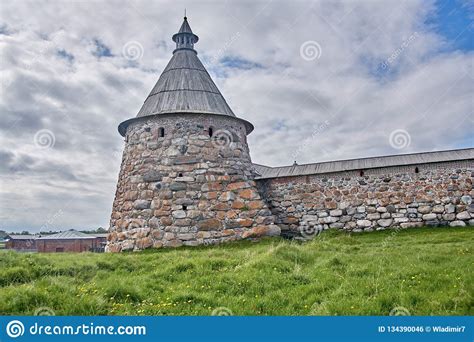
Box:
[255, 158, 473, 238]
[107, 17, 473, 252]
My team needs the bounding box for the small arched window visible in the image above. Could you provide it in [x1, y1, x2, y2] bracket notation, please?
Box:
[209, 127, 213, 137]
[415, 167, 419, 174]
[158, 127, 165, 138]
[178, 173, 183, 177]
[359, 170, 364, 177]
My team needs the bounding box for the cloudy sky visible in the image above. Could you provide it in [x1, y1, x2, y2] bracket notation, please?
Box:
[0, 0, 472, 232]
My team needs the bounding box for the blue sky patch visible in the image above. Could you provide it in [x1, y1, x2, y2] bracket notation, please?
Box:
[272, 120, 288, 132]
[57, 49, 74, 62]
[427, 0, 473, 52]
[220, 56, 263, 70]
[92, 39, 113, 57]
[0, 23, 12, 35]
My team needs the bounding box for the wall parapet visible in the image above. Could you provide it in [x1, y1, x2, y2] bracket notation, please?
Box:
[254, 148, 474, 179]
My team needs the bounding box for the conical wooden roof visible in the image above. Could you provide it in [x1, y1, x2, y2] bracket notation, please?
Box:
[136, 17, 235, 118]
[136, 49, 236, 117]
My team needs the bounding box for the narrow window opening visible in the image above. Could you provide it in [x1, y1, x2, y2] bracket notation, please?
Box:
[178, 173, 183, 177]
[359, 170, 364, 177]
[158, 127, 165, 137]
[182, 205, 187, 211]
[415, 167, 419, 174]
[209, 127, 213, 137]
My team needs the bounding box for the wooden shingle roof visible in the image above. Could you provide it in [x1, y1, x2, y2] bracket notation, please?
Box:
[177, 16, 194, 34]
[136, 49, 236, 118]
[253, 148, 474, 179]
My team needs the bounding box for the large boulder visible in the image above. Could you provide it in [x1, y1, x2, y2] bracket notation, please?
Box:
[242, 225, 281, 239]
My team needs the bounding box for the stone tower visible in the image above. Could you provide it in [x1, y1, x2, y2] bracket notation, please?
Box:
[107, 17, 280, 252]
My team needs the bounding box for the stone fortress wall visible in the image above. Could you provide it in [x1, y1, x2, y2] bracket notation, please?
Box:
[107, 17, 473, 251]
[107, 114, 279, 252]
[256, 159, 474, 237]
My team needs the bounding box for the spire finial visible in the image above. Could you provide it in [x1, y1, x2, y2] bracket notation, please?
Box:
[172, 15, 199, 53]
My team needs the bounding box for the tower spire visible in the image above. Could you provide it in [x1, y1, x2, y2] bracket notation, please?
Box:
[172, 15, 199, 53]
[118, 16, 254, 137]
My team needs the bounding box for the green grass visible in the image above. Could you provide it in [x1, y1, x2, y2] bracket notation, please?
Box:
[0, 227, 472, 316]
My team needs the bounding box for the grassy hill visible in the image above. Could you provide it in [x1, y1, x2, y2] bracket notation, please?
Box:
[0, 227, 472, 315]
